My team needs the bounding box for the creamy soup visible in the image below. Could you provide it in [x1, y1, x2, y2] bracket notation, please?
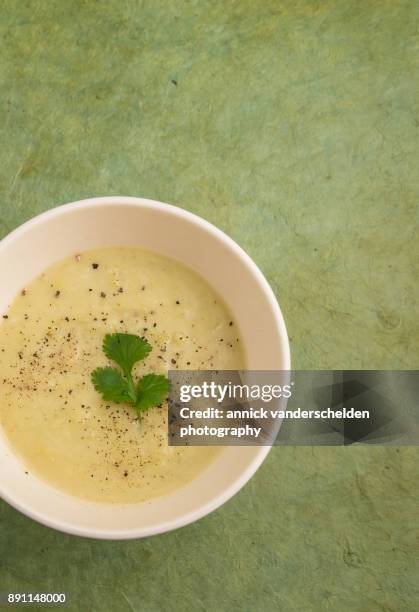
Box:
[0, 248, 245, 503]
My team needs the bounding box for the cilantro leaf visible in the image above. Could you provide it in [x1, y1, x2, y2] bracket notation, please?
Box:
[91, 332, 170, 414]
[91, 367, 134, 403]
[136, 374, 170, 412]
[103, 333, 152, 376]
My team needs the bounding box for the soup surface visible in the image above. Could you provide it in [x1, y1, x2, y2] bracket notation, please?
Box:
[0, 248, 245, 503]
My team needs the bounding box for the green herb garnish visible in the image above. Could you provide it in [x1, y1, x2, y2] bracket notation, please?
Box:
[91, 333, 170, 413]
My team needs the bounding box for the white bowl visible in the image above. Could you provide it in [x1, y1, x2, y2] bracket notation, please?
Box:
[0, 197, 290, 539]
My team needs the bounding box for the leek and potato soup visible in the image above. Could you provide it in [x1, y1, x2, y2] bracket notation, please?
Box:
[0, 248, 245, 503]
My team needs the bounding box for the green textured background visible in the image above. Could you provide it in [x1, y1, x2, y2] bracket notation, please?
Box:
[0, 1, 418, 611]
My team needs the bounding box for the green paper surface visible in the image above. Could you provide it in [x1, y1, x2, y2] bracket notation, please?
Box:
[0, 1, 418, 610]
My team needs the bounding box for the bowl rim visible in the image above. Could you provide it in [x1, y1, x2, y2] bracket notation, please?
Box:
[0, 196, 290, 539]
